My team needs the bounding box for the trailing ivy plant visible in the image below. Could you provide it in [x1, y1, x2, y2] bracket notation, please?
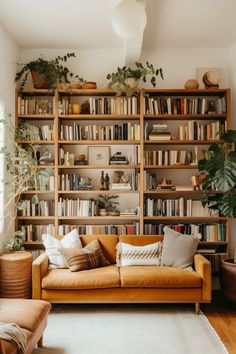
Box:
[15, 52, 84, 90]
[106, 61, 164, 96]
[3, 231, 25, 252]
[198, 130, 236, 217]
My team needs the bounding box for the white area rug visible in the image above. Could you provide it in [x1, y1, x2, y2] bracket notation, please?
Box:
[32, 304, 228, 354]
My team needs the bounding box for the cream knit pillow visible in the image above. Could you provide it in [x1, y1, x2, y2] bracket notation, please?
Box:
[161, 227, 201, 269]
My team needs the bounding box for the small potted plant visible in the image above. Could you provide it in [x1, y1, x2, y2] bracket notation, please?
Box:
[198, 130, 236, 302]
[106, 61, 164, 95]
[97, 194, 120, 216]
[15, 52, 84, 90]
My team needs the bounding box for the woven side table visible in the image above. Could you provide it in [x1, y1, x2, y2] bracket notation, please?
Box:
[0, 251, 33, 298]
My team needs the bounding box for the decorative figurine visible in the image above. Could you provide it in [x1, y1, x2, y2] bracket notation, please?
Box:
[100, 171, 105, 190]
[105, 173, 110, 190]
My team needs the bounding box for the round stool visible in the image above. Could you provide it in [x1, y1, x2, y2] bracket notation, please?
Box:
[0, 251, 32, 298]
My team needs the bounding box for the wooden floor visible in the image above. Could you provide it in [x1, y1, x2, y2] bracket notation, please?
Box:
[202, 291, 236, 354]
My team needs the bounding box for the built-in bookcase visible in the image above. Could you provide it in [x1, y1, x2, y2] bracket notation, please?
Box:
[15, 88, 230, 272]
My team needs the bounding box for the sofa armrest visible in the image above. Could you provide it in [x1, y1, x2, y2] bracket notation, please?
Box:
[32, 252, 49, 300]
[194, 254, 212, 302]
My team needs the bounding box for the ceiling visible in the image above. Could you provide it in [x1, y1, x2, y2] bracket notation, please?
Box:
[0, 0, 236, 50]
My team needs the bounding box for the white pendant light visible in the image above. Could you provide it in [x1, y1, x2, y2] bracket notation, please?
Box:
[112, 0, 147, 38]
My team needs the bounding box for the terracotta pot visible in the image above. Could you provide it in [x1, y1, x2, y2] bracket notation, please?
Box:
[31, 71, 50, 89]
[220, 258, 236, 302]
[99, 209, 107, 216]
[124, 78, 139, 89]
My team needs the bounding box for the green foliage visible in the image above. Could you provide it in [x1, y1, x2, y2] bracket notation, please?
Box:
[3, 231, 25, 252]
[198, 130, 236, 217]
[97, 194, 119, 212]
[0, 116, 52, 234]
[106, 61, 164, 96]
[15, 52, 84, 90]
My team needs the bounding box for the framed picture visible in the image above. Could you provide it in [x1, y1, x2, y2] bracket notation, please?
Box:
[88, 146, 110, 165]
[196, 67, 222, 89]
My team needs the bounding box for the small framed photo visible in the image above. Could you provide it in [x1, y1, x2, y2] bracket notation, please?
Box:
[88, 146, 110, 165]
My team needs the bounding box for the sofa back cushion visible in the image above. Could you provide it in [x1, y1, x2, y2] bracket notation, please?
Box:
[119, 235, 163, 246]
[80, 235, 119, 264]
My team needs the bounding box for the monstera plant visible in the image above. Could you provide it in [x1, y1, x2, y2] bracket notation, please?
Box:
[198, 130, 236, 301]
[198, 130, 236, 217]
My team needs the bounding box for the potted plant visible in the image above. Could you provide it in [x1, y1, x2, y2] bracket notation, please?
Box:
[106, 61, 164, 96]
[15, 52, 84, 90]
[198, 130, 236, 302]
[97, 194, 120, 216]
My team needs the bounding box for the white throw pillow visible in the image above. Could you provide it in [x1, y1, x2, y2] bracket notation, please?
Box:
[116, 241, 162, 267]
[42, 229, 82, 268]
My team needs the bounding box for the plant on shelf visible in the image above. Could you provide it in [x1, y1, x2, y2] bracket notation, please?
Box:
[198, 130, 236, 302]
[15, 52, 84, 90]
[97, 194, 120, 216]
[106, 61, 164, 96]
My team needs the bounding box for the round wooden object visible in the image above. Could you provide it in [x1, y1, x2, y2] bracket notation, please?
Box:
[0, 251, 33, 299]
[184, 79, 199, 89]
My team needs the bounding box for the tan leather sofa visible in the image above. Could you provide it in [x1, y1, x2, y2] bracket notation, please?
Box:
[0, 298, 51, 354]
[32, 235, 212, 313]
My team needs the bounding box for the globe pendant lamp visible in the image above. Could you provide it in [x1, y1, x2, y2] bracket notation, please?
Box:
[112, 0, 147, 38]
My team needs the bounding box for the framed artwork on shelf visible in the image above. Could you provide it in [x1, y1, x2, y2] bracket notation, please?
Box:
[88, 146, 110, 165]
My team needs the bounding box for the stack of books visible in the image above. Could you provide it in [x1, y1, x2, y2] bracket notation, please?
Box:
[110, 153, 128, 165]
[111, 183, 131, 191]
[148, 124, 171, 141]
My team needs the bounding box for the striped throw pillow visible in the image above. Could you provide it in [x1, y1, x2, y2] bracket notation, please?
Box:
[59, 239, 110, 272]
[116, 241, 162, 267]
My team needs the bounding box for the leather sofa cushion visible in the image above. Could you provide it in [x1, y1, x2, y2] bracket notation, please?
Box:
[0, 299, 50, 333]
[42, 265, 120, 289]
[119, 266, 202, 288]
[80, 235, 119, 264]
[119, 235, 163, 246]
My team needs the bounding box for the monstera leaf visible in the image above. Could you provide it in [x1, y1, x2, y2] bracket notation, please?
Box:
[198, 130, 236, 217]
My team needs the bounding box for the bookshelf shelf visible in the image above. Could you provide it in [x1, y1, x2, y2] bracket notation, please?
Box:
[58, 140, 140, 145]
[59, 114, 140, 120]
[144, 165, 198, 169]
[144, 140, 225, 145]
[58, 165, 140, 169]
[15, 88, 231, 261]
[18, 140, 55, 145]
[58, 190, 139, 194]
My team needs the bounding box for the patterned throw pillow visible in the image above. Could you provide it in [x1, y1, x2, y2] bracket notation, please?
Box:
[59, 239, 110, 272]
[42, 229, 82, 268]
[116, 241, 162, 267]
[161, 227, 202, 269]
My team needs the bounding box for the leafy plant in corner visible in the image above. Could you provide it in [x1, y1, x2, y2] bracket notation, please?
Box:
[198, 130, 236, 217]
[0, 117, 52, 240]
[15, 52, 84, 90]
[106, 61, 164, 96]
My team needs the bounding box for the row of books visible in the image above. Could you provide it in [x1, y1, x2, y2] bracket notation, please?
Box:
[58, 96, 139, 115]
[18, 96, 55, 115]
[19, 224, 55, 241]
[58, 223, 140, 236]
[144, 198, 219, 217]
[18, 200, 55, 217]
[19, 124, 54, 141]
[143, 223, 226, 241]
[144, 149, 196, 166]
[60, 123, 140, 141]
[58, 198, 97, 217]
[144, 96, 227, 115]
[178, 121, 225, 141]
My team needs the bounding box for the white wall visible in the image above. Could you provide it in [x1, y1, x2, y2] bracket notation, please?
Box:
[0, 23, 19, 242]
[19, 47, 230, 90]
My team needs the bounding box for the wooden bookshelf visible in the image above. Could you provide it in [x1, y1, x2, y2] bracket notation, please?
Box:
[15, 88, 231, 260]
